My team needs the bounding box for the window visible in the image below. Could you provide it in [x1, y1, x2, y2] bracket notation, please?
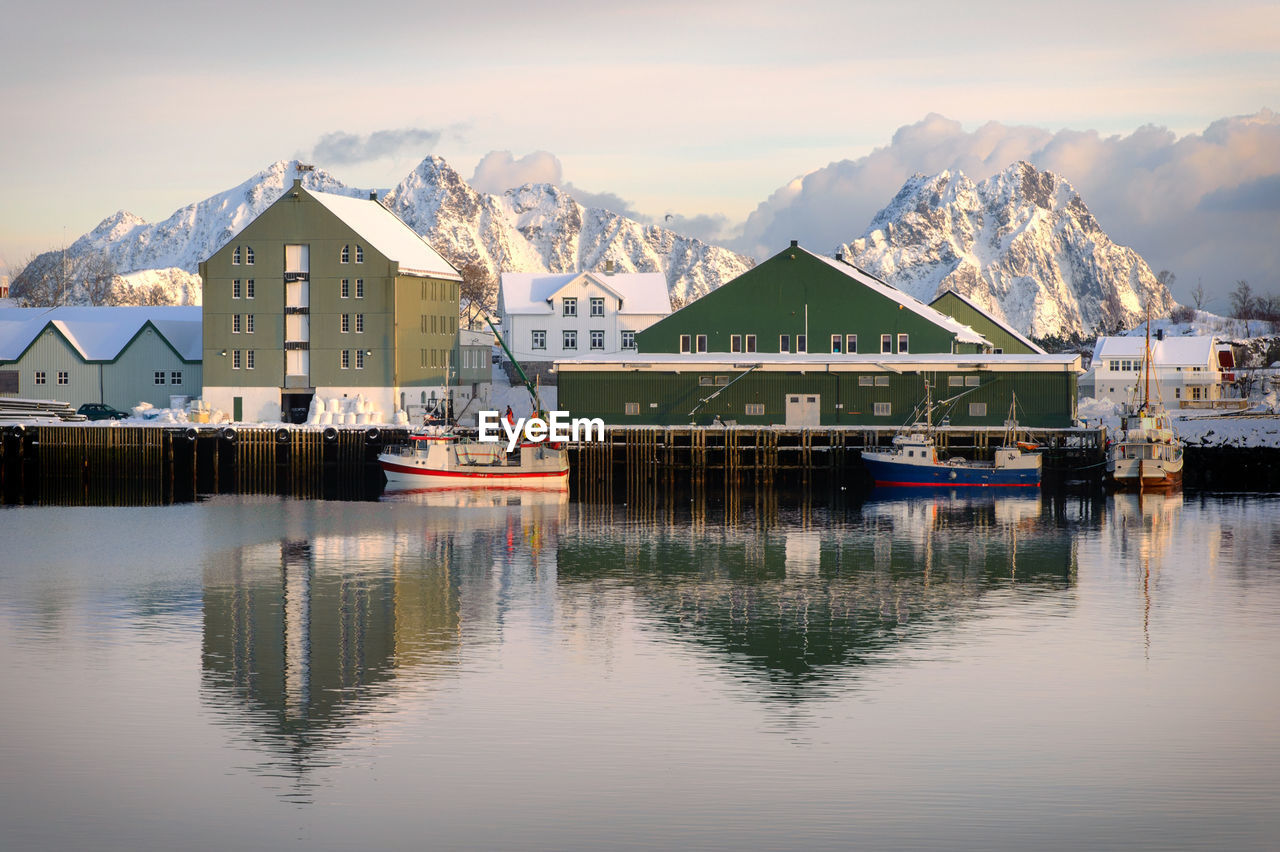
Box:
[532, 330, 547, 350]
[245, 279, 255, 299]
[34, 371, 45, 385]
[246, 315, 254, 334]
[232, 246, 240, 265]
[993, 348, 1003, 354]
[232, 314, 241, 334]
[563, 330, 577, 350]
[797, 335, 807, 354]
[898, 333, 909, 354]
[966, 401, 988, 418]
[232, 350, 241, 370]
[590, 330, 604, 350]
[154, 371, 166, 385]
[779, 334, 791, 353]
[846, 334, 857, 354]
[355, 279, 364, 298]
[696, 334, 708, 353]
[170, 371, 182, 384]
[831, 334, 842, 354]
[965, 376, 980, 386]
[874, 402, 892, 416]
[680, 334, 691, 354]
[699, 375, 716, 386]
[563, 297, 577, 317]
[731, 334, 743, 353]
[355, 350, 365, 369]
[355, 245, 364, 263]
[745, 403, 765, 416]
[355, 314, 364, 333]
[745, 334, 757, 353]
[341, 314, 350, 333]
[715, 376, 730, 386]
[341, 350, 350, 369]
[881, 334, 892, 354]
[341, 278, 350, 298]
[245, 247, 254, 265]
[245, 350, 255, 370]
[625, 402, 640, 415]
[590, 297, 604, 317]
[232, 279, 241, 299]
[875, 376, 889, 386]
[949, 376, 964, 386]
[621, 330, 636, 349]
[341, 245, 350, 263]
[858, 375, 873, 386]
[57, 371, 68, 385]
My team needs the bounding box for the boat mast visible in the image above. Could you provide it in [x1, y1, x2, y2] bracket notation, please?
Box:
[1143, 305, 1152, 411]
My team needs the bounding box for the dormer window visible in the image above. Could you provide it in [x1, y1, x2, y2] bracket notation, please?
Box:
[563, 297, 577, 317]
[340, 245, 350, 264]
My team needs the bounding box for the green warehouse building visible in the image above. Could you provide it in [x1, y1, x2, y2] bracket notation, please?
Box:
[557, 244, 1079, 427]
[200, 181, 462, 423]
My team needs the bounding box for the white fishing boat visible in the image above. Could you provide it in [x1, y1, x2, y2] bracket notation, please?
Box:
[379, 430, 568, 488]
[1106, 313, 1184, 491]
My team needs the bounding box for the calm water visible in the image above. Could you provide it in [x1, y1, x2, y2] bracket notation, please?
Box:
[1, 486, 1278, 851]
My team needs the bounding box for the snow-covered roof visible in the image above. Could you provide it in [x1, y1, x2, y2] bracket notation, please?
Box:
[556, 352, 1081, 373]
[0, 307, 202, 362]
[500, 271, 671, 316]
[459, 328, 494, 347]
[1091, 335, 1218, 367]
[308, 189, 462, 281]
[931, 289, 1045, 353]
[807, 251, 989, 346]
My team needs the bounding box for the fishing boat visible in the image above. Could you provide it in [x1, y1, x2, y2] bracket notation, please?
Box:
[1106, 313, 1183, 491]
[860, 388, 1042, 487]
[378, 319, 569, 488]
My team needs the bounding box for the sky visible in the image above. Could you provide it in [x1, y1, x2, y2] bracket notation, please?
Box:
[2, 0, 1278, 306]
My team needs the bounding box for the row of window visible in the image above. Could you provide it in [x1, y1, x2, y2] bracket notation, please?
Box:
[421, 314, 455, 334]
[229, 350, 256, 370]
[340, 314, 365, 333]
[531, 329, 635, 351]
[340, 279, 365, 298]
[232, 314, 255, 334]
[232, 279, 256, 299]
[339, 245, 365, 264]
[678, 333, 910, 355]
[231, 246, 255, 265]
[339, 350, 366, 370]
[619, 401, 990, 417]
[419, 349, 453, 369]
[153, 371, 184, 385]
[560, 297, 608, 318]
[34, 370, 183, 386]
[235, 244, 369, 266]
[33, 371, 69, 385]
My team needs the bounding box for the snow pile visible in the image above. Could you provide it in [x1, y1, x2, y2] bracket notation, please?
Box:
[1179, 417, 1280, 448]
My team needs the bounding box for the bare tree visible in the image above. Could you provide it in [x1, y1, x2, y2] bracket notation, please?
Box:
[12, 249, 75, 306]
[1190, 281, 1206, 311]
[1230, 280, 1256, 319]
[1156, 270, 1176, 291]
[81, 252, 119, 306]
[457, 261, 498, 329]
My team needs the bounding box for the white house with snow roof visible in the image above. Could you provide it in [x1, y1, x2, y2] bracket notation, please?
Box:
[1082, 333, 1236, 407]
[497, 269, 672, 364]
[0, 306, 202, 410]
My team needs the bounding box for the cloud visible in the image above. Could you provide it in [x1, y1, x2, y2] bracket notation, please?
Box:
[312, 128, 441, 165]
[731, 109, 1280, 304]
[1197, 174, 1280, 213]
[470, 150, 563, 194]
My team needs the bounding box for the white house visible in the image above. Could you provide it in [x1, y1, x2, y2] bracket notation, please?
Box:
[1082, 334, 1236, 407]
[497, 270, 672, 364]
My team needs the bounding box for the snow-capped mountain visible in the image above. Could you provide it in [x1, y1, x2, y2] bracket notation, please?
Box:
[383, 157, 752, 304]
[22, 157, 751, 307]
[839, 162, 1175, 339]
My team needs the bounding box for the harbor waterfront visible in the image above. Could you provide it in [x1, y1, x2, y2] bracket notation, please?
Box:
[2, 486, 1279, 850]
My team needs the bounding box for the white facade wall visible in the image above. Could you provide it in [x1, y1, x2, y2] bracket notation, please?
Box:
[1089, 363, 1224, 405]
[502, 276, 668, 362]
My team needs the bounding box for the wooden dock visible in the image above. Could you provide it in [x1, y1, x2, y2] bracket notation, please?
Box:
[0, 423, 1107, 505]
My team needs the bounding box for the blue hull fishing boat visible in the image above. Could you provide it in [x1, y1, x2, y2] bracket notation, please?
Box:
[860, 387, 1042, 488]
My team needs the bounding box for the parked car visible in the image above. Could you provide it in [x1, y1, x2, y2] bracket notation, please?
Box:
[77, 403, 128, 421]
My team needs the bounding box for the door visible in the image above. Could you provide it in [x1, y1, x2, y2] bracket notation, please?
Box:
[785, 393, 820, 426]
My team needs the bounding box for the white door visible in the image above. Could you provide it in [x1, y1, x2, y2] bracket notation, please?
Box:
[785, 393, 821, 426]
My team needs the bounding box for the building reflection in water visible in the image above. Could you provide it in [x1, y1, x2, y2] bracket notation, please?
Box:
[558, 484, 1086, 704]
[199, 488, 568, 800]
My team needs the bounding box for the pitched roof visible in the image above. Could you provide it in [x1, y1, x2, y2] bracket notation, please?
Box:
[807, 250, 988, 345]
[500, 271, 671, 316]
[1091, 335, 1218, 366]
[308, 190, 462, 281]
[0, 306, 202, 362]
[931, 289, 1045, 353]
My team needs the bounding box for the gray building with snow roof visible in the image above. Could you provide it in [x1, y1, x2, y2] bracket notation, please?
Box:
[0, 306, 202, 410]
